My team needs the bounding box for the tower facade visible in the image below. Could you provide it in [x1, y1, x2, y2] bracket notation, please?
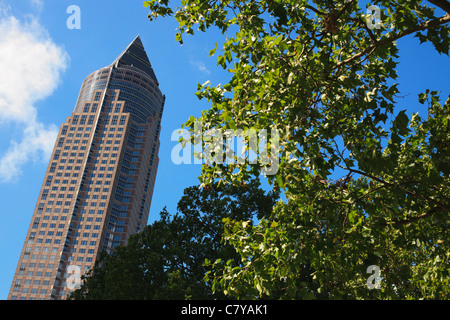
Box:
[8, 36, 165, 300]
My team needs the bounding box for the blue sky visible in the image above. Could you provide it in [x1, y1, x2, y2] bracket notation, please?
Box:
[0, 0, 448, 299]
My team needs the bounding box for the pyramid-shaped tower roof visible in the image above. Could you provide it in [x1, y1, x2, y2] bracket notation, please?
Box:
[112, 35, 158, 85]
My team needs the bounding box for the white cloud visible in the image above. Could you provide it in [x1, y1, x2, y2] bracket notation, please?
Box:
[190, 59, 211, 75]
[0, 11, 69, 182]
[30, 0, 44, 11]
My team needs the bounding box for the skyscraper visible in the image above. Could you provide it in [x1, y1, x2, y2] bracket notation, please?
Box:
[8, 36, 165, 300]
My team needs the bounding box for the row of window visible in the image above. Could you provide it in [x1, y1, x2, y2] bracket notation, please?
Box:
[76, 201, 107, 207]
[84, 178, 112, 185]
[66, 132, 91, 138]
[69, 239, 98, 246]
[37, 206, 70, 214]
[72, 224, 101, 230]
[69, 232, 99, 238]
[71, 115, 96, 126]
[15, 278, 51, 285]
[96, 139, 122, 145]
[17, 264, 55, 276]
[82, 193, 108, 200]
[53, 151, 85, 161]
[110, 80, 159, 111]
[27, 238, 63, 245]
[60, 139, 89, 145]
[22, 254, 58, 261]
[13, 287, 49, 295]
[24, 246, 58, 253]
[34, 215, 67, 221]
[96, 146, 121, 152]
[50, 172, 80, 179]
[41, 193, 74, 200]
[60, 145, 88, 151]
[61, 125, 93, 135]
[64, 256, 94, 263]
[50, 165, 81, 173]
[112, 69, 162, 102]
[32, 223, 66, 230]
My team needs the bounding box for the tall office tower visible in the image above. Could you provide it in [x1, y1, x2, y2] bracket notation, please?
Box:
[8, 36, 165, 300]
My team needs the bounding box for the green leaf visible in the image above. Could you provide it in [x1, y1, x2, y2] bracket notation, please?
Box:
[287, 72, 294, 85]
[175, 32, 183, 45]
[209, 43, 218, 56]
[393, 110, 410, 136]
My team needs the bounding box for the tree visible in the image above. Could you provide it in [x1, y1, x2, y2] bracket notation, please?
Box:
[143, 0, 449, 299]
[68, 178, 279, 299]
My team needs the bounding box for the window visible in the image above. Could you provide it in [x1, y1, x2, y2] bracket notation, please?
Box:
[49, 162, 57, 173]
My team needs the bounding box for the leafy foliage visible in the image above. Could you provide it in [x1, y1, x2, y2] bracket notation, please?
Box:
[68, 179, 279, 299]
[142, 0, 449, 299]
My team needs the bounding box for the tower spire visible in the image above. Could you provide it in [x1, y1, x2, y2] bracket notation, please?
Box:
[112, 35, 158, 84]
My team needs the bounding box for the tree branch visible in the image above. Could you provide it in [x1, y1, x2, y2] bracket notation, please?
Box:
[383, 206, 440, 226]
[428, 0, 450, 14]
[347, 168, 450, 212]
[336, 12, 450, 68]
